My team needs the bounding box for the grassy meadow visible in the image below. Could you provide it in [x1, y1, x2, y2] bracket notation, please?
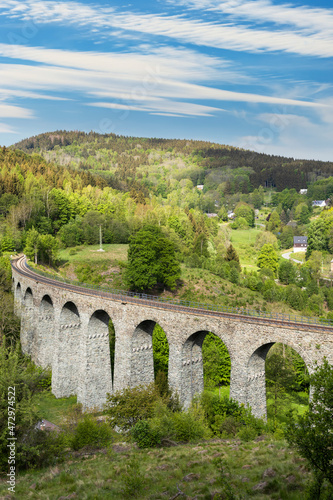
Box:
[0, 434, 312, 499]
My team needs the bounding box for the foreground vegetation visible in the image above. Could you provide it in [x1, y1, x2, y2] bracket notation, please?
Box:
[0, 435, 314, 499]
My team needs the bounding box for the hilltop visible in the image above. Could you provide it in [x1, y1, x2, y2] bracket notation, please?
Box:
[12, 130, 333, 197]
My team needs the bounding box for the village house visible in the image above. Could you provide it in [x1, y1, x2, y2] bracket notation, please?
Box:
[293, 236, 307, 253]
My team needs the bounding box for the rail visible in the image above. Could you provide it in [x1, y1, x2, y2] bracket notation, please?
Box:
[11, 256, 333, 332]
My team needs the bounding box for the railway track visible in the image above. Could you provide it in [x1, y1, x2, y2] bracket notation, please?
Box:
[11, 255, 333, 333]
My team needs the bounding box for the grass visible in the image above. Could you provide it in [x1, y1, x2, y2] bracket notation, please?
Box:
[230, 227, 263, 269]
[0, 436, 311, 499]
[33, 392, 77, 425]
[58, 244, 128, 264]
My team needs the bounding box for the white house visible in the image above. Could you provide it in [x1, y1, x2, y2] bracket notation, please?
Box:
[312, 200, 327, 208]
[293, 236, 307, 253]
[299, 189, 308, 195]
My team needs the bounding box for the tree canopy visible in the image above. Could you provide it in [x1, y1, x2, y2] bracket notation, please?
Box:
[125, 225, 181, 292]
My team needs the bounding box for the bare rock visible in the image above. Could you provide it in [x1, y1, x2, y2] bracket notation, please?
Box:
[263, 468, 276, 478]
[182, 473, 200, 482]
[253, 481, 268, 491]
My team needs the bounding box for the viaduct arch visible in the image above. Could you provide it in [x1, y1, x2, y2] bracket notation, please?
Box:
[11, 256, 333, 418]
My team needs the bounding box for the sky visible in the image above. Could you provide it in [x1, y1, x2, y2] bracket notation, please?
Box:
[0, 0, 332, 160]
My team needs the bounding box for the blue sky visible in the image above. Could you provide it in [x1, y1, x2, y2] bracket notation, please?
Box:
[0, 0, 332, 160]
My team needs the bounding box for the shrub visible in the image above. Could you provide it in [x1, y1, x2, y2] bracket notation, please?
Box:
[18, 428, 69, 470]
[104, 383, 161, 431]
[71, 415, 113, 450]
[131, 420, 161, 448]
[172, 404, 211, 442]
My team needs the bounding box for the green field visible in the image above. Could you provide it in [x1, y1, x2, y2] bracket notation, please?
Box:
[58, 244, 128, 264]
[229, 227, 263, 269]
[0, 436, 311, 499]
[33, 392, 77, 425]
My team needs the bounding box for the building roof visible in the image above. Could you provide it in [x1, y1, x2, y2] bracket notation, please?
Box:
[294, 236, 307, 245]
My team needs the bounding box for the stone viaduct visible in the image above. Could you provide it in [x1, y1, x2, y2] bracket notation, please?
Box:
[11, 256, 333, 419]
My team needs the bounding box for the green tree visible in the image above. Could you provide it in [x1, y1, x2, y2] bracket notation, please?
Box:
[104, 384, 161, 431]
[24, 227, 40, 264]
[266, 350, 297, 425]
[278, 260, 297, 284]
[152, 324, 169, 376]
[202, 333, 231, 388]
[255, 231, 278, 251]
[295, 203, 310, 225]
[286, 360, 333, 496]
[266, 211, 281, 232]
[225, 244, 240, 269]
[306, 219, 328, 258]
[39, 234, 59, 266]
[125, 225, 181, 291]
[257, 244, 278, 274]
[234, 202, 255, 227]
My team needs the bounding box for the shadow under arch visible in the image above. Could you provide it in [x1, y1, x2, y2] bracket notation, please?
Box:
[21, 287, 35, 357]
[38, 295, 55, 368]
[81, 309, 113, 409]
[247, 342, 310, 419]
[54, 301, 81, 398]
[130, 320, 169, 388]
[181, 330, 231, 409]
[60, 301, 80, 325]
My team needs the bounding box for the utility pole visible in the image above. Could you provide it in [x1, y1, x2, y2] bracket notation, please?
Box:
[97, 225, 105, 252]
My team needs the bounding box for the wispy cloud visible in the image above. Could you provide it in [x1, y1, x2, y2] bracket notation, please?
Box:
[168, 0, 333, 33]
[1, 0, 333, 57]
[0, 103, 33, 118]
[0, 43, 325, 118]
[0, 122, 17, 133]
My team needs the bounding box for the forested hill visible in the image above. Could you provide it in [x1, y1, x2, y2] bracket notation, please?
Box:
[12, 130, 333, 193]
[0, 146, 107, 198]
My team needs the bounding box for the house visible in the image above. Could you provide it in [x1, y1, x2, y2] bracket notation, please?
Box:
[312, 200, 327, 208]
[299, 189, 308, 195]
[293, 236, 307, 253]
[227, 210, 235, 219]
[206, 213, 218, 218]
[196, 184, 204, 190]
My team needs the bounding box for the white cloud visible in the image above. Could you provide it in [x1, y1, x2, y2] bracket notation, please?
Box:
[0, 43, 324, 120]
[238, 109, 333, 161]
[0, 122, 17, 133]
[1, 0, 333, 57]
[169, 0, 333, 33]
[89, 100, 223, 117]
[0, 103, 33, 118]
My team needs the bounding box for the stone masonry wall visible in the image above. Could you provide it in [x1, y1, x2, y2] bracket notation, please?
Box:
[12, 268, 333, 417]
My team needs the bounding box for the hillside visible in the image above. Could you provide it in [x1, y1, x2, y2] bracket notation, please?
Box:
[12, 130, 333, 197]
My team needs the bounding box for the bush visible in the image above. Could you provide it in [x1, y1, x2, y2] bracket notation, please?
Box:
[18, 428, 69, 470]
[172, 404, 211, 442]
[131, 420, 161, 448]
[104, 384, 161, 431]
[71, 415, 113, 450]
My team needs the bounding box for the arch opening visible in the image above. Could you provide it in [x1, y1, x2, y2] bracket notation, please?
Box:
[21, 287, 35, 357]
[247, 342, 309, 420]
[54, 301, 81, 398]
[265, 343, 309, 424]
[24, 287, 33, 306]
[38, 295, 55, 368]
[130, 320, 169, 388]
[82, 310, 114, 409]
[60, 301, 80, 325]
[182, 331, 231, 408]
